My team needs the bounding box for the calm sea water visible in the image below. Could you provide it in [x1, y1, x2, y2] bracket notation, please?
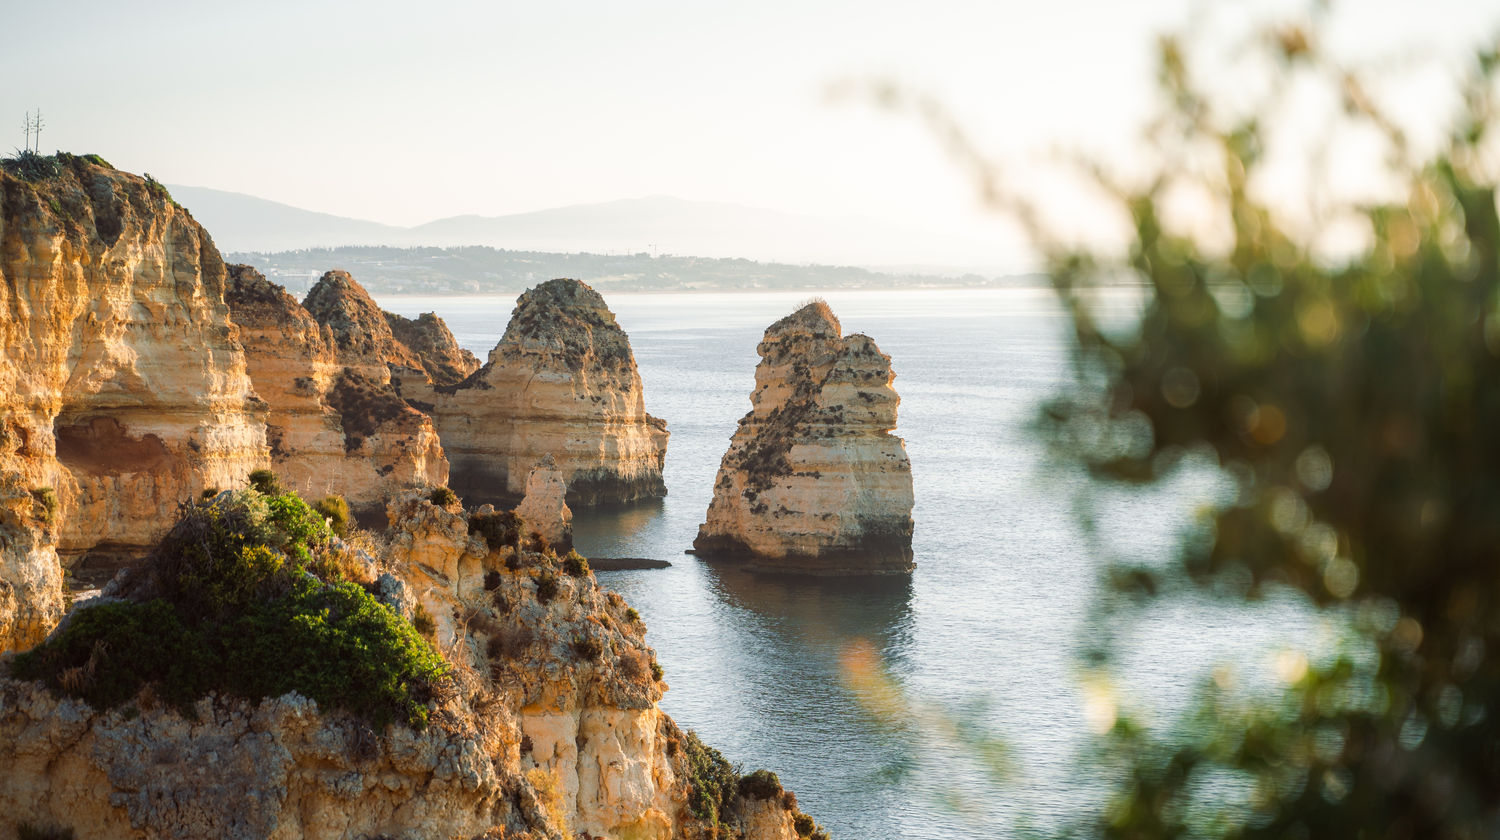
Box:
[380, 288, 1318, 839]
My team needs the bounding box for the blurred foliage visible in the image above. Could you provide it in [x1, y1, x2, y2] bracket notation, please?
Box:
[1025, 18, 1500, 840]
[849, 9, 1500, 838]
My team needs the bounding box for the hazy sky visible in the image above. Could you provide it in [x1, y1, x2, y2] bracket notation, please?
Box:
[4, 0, 1497, 267]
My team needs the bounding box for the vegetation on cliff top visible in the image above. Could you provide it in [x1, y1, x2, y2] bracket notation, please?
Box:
[11, 479, 449, 728]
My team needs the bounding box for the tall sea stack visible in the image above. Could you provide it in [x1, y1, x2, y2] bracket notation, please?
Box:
[431, 279, 669, 506]
[694, 301, 915, 574]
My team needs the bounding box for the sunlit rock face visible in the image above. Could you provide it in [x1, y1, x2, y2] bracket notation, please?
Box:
[384, 309, 480, 405]
[694, 301, 915, 574]
[0, 158, 267, 571]
[431, 279, 669, 507]
[515, 454, 573, 551]
[226, 267, 447, 512]
[0, 474, 62, 653]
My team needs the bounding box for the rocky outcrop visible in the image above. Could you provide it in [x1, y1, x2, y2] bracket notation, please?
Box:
[694, 300, 915, 574]
[0, 487, 805, 840]
[431, 279, 668, 507]
[0, 475, 62, 653]
[514, 455, 573, 551]
[385, 310, 480, 388]
[226, 266, 448, 511]
[0, 156, 267, 623]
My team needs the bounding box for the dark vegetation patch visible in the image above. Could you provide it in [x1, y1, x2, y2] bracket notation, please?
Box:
[11, 480, 449, 729]
[533, 570, 559, 604]
[327, 370, 418, 452]
[562, 550, 590, 577]
[682, 730, 739, 829]
[428, 486, 458, 508]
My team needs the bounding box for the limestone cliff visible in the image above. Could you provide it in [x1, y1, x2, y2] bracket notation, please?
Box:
[432, 279, 668, 506]
[226, 266, 448, 511]
[0, 487, 808, 840]
[0, 156, 268, 646]
[0, 475, 62, 653]
[694, 301, 915, 574]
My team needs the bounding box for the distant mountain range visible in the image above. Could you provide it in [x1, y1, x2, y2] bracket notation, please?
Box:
[168, 185, 1012, 270]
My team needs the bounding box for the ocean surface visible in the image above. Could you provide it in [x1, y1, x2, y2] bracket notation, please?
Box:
[379, 288, 1320, 839]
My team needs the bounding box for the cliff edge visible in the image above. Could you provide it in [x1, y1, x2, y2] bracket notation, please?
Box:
[694, 301, 914, 574]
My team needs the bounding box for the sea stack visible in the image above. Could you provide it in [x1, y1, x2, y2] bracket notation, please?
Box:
[431, 279, 669, 506]
[694, 301, 915, 574]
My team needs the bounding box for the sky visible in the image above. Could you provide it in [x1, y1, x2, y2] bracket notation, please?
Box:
[4, 0, 1498, 269]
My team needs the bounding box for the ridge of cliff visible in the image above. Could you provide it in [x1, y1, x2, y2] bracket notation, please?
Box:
[0, 154, 269, 648]
[693, 300, 915, 574]
[0, 480, 813, 840]
[431, 279, 669, 506]
[226, 266, 447, 512]
[385, 310, 481, 388]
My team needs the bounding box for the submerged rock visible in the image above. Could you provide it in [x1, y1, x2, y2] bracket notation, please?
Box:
[432, 279, 669, 506]
[694, 300, 915, 574]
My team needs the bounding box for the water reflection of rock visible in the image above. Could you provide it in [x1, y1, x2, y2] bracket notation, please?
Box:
[569, 498, 669, 559]
[700, 561, 915, 666]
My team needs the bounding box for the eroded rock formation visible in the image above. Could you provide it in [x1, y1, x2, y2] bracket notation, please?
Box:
[514, 455, 573, 551]
[694, 301, 915, 574]
[432, 279, 668, 506]
[0, 488, 806, 840]
[0, 157, 268, 645]
[226, 266, 448, 511]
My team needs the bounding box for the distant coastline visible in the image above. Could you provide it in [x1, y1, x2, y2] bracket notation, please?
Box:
[229, 244, 1039, 297]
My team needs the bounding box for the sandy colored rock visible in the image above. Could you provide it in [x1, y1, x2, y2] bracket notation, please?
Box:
[227, 266, 448, 511]
[0, 157, 267, 576]
[385, 309, 480, 388]
[514, 455, 573, 551]
[432, 279, 668, 506]
[1, 484, 802, 840]
[694, 300, 915, 574]
[0, 474, 62, 653]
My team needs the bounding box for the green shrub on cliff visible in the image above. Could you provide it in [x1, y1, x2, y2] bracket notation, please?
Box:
[12, 487, 449, 729]
[681, 729, 740, 829]
[312, 494, 351, 538]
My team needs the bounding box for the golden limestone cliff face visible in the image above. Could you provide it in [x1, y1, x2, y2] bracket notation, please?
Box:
[0, 490, 806, 840]
[694, 301, 915, 574]
[0, 475, 62, 653]
[432, 279, 668, 507]
[0, 158, 267, 647]
[227, 266, 449, 512]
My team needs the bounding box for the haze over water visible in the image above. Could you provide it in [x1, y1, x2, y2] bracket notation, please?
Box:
[381, 288, 1319, 838]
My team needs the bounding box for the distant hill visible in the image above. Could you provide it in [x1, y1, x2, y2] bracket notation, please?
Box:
[168, 185, 405, 252]
[169, 186, 1011, 269]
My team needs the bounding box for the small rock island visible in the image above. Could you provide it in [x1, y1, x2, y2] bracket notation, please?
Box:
[694, 301, 915, 574]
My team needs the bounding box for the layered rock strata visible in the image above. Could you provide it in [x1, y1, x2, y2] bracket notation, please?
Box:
[432, 279, 668, 506]
[0, 157, 268, 644]
[226, 266, 448, 511]
[694, 301, 915, 574]
[0, 488, 805, 840]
